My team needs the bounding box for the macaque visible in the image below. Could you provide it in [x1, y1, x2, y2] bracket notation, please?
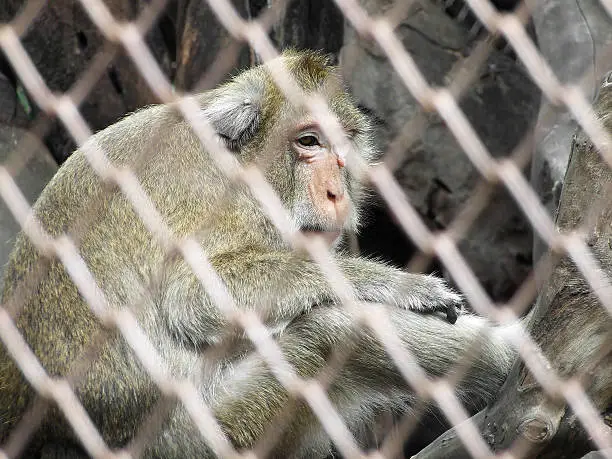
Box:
[0, 50, 516, 458]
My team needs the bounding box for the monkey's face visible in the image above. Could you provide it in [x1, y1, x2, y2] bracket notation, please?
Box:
[289, 122, 352, 242]
[203, 51, 376, 247]
[261, 93, 374, 249]
[251, 85, 374, 249]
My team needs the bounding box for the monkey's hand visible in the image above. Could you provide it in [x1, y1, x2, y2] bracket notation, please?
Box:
[162, 253, 463, 350]
[393, 273, 462, 324]
[341, 259, 463, 324]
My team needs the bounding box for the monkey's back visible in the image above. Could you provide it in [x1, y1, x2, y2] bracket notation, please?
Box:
[0, 99, 233, 444]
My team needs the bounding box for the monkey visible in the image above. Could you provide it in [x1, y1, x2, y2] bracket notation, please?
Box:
[0, 50, 517, 457]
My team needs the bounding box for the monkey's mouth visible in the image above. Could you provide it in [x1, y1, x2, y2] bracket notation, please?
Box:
[300, 225, 343, 247]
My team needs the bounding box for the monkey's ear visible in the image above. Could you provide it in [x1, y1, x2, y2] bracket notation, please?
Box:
[201, 80, 264, 151]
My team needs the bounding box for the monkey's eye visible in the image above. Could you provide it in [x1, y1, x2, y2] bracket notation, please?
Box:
[296, 134, 321, 148]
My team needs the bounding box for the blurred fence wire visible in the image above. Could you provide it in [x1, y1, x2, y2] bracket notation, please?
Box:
[0, 0, 611, 457]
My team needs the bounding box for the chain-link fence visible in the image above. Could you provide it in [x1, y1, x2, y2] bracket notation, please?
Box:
[0, 0, 611, 457]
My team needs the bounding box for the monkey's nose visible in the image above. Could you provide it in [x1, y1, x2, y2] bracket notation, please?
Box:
[326, 183, 349, 223]
[326, 184, 344, 203]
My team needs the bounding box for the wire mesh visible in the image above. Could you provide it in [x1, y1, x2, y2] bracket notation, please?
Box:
[0, 0, 610, 458]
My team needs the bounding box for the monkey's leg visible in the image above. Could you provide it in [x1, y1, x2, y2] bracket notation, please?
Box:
[162, 253, 463, 347]
[152, 306, 516, 458]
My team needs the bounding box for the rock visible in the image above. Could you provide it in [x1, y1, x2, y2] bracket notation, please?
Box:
[0, 0, 173, 163]
[531, 0, 612, 267]
[270, 0, 345, 59]
[174, 0, 252, 91]
[0, 125, 57, 287]
[340, 0, 539, 301]
[415, 70, 612, 459]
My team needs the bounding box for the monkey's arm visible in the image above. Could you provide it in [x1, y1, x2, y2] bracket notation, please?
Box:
[151, 306, 514, 457]
[161, 251, 462, 346]
[338, 256, 462, 322]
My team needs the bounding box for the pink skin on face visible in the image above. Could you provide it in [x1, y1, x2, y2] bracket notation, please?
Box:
[293, 123, 350, 247]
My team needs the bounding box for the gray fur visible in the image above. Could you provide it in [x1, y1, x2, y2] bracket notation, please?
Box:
[0, 51, 514, 458]
[200, 76, 265, 151]
[148, 307, 516, 458]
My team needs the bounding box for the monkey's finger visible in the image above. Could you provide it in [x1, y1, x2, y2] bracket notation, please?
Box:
[446, 304, 458, 324]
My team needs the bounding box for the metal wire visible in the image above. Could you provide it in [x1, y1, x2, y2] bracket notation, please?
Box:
[0, 0, 611, 457]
